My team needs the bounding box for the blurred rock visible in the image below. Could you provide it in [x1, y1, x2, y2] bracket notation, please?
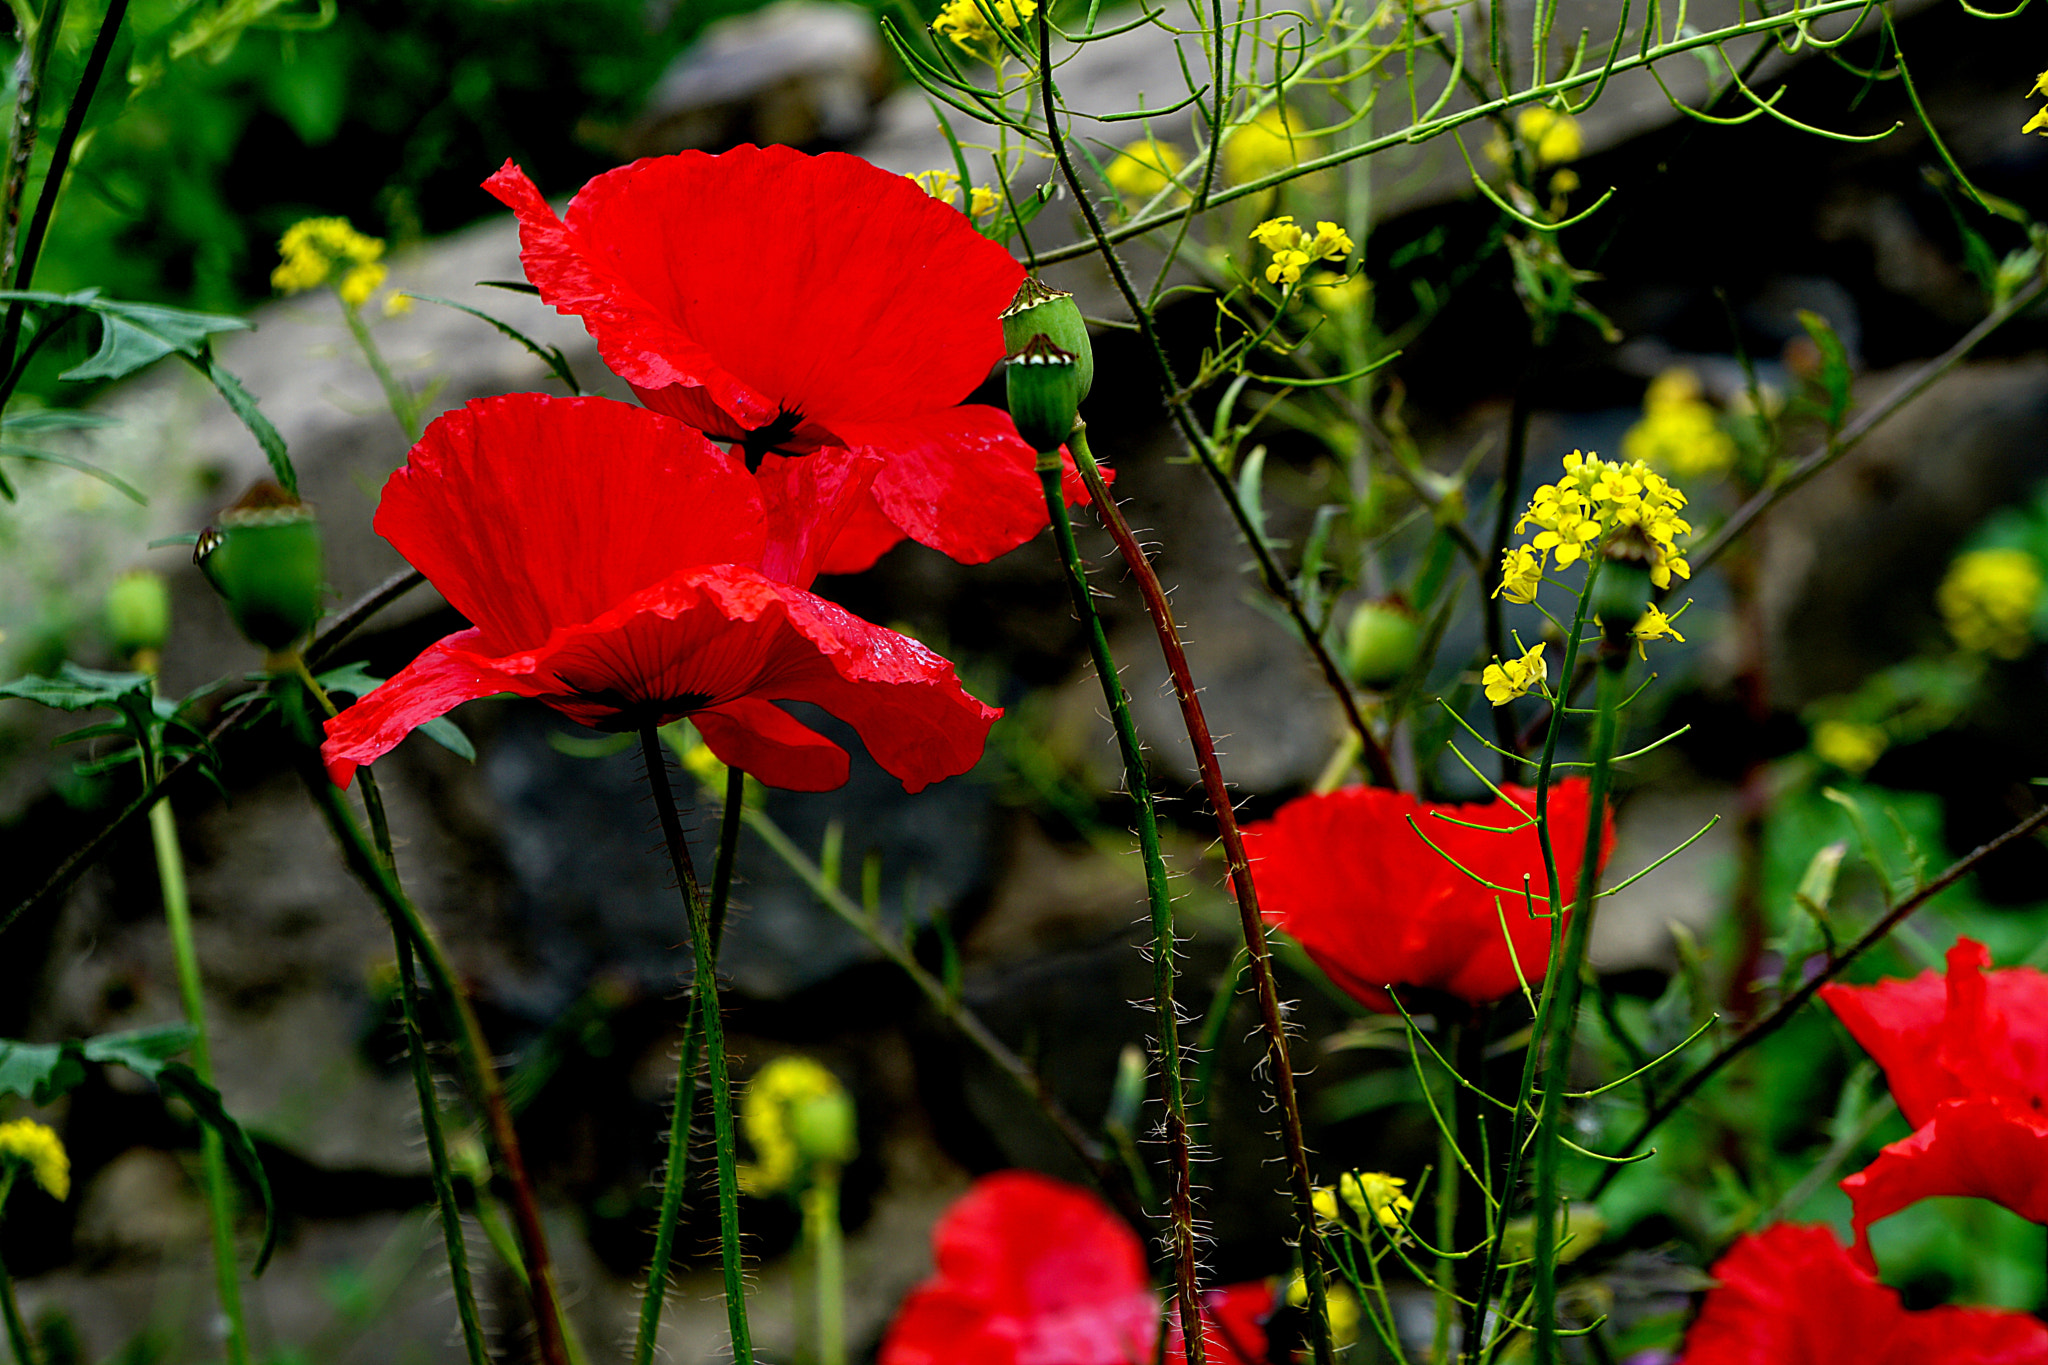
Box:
[615, 1, 885, 157]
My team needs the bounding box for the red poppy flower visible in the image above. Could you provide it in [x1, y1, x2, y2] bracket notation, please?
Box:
[1821, 938, 2048, 1268]
[1675, 1223, 2048, 1364]
[880, 1170, 1270, 1365]
[319, 393, 999, 794]
[483, 146, 1094, 574]
[1240, 781, 1612, 1013]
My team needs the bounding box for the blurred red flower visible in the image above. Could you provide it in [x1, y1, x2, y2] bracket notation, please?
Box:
[1676, 1223, 2048, 1364]
[484, 146, 1092, 574]
[1821, 938, 2048, 1267]
[880, 1170, 1271, 1365]
[320, 393, 999, 794]
[1240, 781, 1611, 1013]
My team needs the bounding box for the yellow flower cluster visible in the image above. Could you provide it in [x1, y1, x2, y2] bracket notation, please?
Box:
[1516, 449, 1691, 588]
[1938, 547, 2042, 659]
[1104, 138, 1185, 199]
[1482, 641, 1546, 706]
[1813, 719, 1887, 774]
[1622, 369, 1736, 480]
[1224, 105, 1317, 183]
[1486, 106, 1584, 169]
[0, 1119, 68, 1201]
[2027, 71, 2048, 136]
[737, 1055, 855, 1195]
[932, 0, 1036, 58]
[1250, 216, 1353, 286]
[271, 217, 388, 308]
[1314, 1171, 1414, 1230]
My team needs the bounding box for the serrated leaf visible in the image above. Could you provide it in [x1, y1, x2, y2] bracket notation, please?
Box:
[57, 300, 249, 382]
[0, 663, 152, 712]
[192, 350, 296, 495]
[0, 1040, 83, 1105]
[2, 409, 118, 432]
[152, 1060, 278, 1272]
[405, 293, 582, 395]
[80, 1024, 197, 1069]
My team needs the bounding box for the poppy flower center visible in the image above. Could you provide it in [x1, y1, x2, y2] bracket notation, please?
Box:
[575, 689, 718, 731]
[736, 407, 807, 471]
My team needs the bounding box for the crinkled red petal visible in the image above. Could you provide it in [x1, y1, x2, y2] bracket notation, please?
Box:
[1842, 1097, 2048, 1273]
[374, 394, 767, 650]
[1241, 780, 1609, 1011]
[323, 565, 998, 794]
[320, 631, 547, 788]
[692, 698, 848, 792]
[1676, 1223, 2048, 1365]
[486, 148, 1021, 429]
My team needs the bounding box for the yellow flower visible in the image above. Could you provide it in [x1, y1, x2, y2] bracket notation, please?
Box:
[1813, 719, 1887, 775]
[272, 217, 387, 305]
[1286, 1272, 1361, 1347]
[1495, 543, 1544, 604]
[907, 169, 962, 206]
[1516, 106, 1583, 165]
[2026, 107, 2048, 137]
[1548, 167, 1580, 197]
[969, 185, 1000, 218]
[1482, 641, 1547, 706]
[1622, 368, 1736, 480]
[1340, 1171, 1413, 1229]
[0, 1119, 68, 1201]
[1104, 138, 1185, 199]
[1514, 449, 1692, 588]
[1938, 548, 2042, 659]
[1630, 604, 1685, 657]
[381, 290, 415, 318]
[738, 1056, 855, 1195]
[1223, 105, 1317, 183]
[1250, 216, 1353, 287]
[932, 0, 1036, 59]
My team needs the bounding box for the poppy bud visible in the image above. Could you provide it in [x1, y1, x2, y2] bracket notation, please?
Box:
[105, 570, 171, 660]
[1001, 276, 1093, 400]
[1005, 334, 1084, 455]
[791, 1087, 858, 1170]
[1593, 524, 1655, 657]
[1343, 598, 1421, 689]
[195, 481, 325, 653]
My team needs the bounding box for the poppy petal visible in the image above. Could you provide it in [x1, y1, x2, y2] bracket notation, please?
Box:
[692, 698, 849, 792]
[1842, 1097, 2048, 1272]
[754, 449, 886, 589]
[375, 394, 765, 650]
[321, 631, 540, 787]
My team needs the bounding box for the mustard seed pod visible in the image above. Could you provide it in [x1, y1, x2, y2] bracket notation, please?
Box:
[1344, 597, 1422, 689]
[105, 569, 171, 660]
[1001, 275, 1093, 401]
[195, 481, 325, 652]
[1005, 333, 1084, 455]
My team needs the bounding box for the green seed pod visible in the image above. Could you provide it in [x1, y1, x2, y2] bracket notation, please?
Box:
[1344, 598, 1422, 689]
[791, 1088, 858, 1170]
[104, 569, 171, 660]
[1592, 524, 1655, 657]
[195, 481, 326, 653]
[1005, 334, 1084, 455]
[1001, 276, 1093, 401]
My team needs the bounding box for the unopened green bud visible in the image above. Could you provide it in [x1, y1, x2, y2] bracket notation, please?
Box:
[195, 481, 325, 653]
[1002, 276, 1093, 401]
[1344, 598, 1421, 689]
[1593, 524, 1655, 655]
[792, 1088, 858, 1169]
[105, 570, 170, 660]
[1005, 334, 1084, 455]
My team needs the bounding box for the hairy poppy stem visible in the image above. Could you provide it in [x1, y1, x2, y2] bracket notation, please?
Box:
[639, 727, 755, 1365]
[633, 759, 744, 1365]
[1035, 448, 1206, 1364]
[1067, 430, 1336, 1365]
[299, 754, 572, 1365]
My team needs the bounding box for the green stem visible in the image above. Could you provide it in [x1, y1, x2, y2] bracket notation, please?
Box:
[1530, 650, 1626, 1363]
[1066, 429, 1334, 1365]
[638, 726, 753, 1365]
[805, 1175, 845, 1365]
[394, 931, 490, 1365]
[299, 759, 571, 1365]
[632, 762, 743, 1365]
[0, 1170, 32, 1365]
[340, 301, 420, 444]
[1035, 446, 1205, 1364]
[144, 771, 252, 1365]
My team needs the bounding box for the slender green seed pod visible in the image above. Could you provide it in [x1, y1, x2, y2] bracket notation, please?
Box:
[1343, 598, 1422, 690]
[105, 569, 171, 659]
[195, 481, 326, 652]
[1001, 276, 1093, 401]
[1005, 334, 1084, 456]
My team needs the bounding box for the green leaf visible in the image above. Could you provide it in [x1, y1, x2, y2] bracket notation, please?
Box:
[405, 293, 582, 395]
[418, 716, 476, 763]
[54, 299, 251, 383]
[1797, 310, 1853, 432]
[0, 663, 152, 713]
[1236, 444, 1268, 543]
[152, 1060, 279, 1273]
[0, 1041, 83, 1106]
[191, 350, 297, 495]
